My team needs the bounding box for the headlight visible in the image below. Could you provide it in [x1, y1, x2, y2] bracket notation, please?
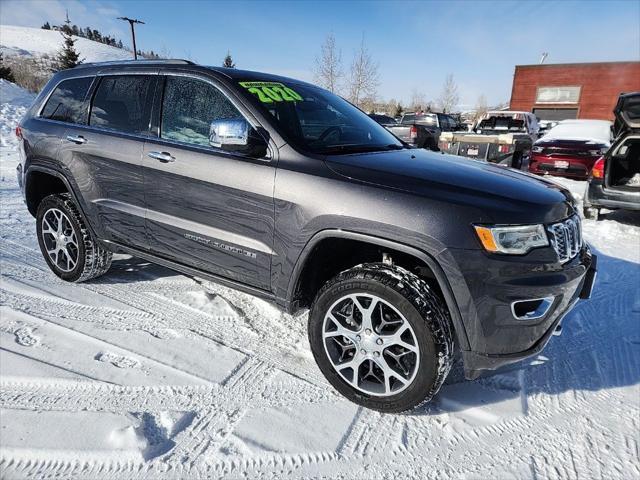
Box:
[532, 145, 544, 153]
[474, 224, 548, 254]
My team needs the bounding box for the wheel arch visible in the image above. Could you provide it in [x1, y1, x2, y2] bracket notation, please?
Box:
[24, 165, 101, 241]
[285, 230, 470, 351]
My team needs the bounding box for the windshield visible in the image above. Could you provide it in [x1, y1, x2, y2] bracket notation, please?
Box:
[236, 80, 403, 155]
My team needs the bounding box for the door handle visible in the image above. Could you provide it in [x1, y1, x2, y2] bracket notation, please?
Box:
[148, 151, 176, 163]
[66, 135, 87, 144]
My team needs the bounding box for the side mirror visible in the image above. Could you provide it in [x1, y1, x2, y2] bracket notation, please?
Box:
[209, 118, 268, 158]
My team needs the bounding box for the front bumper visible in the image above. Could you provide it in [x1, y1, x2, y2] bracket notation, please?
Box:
[439, 244, 597, 379]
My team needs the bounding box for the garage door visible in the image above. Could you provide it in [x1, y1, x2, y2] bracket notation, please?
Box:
[533, 108, 579, 121]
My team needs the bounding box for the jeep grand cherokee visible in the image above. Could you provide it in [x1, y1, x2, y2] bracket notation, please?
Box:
[16, 60, 597, 412]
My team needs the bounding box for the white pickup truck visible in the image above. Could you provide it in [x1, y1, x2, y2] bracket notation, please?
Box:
[438, 111, 540, 169]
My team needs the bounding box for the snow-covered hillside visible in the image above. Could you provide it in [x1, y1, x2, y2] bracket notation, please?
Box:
[0, 80, 33, 148]
[0, 80, 639, 479]
[0, 24, 133, 62]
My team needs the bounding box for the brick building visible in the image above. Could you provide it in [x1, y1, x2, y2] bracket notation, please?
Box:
[509, 61, 640, 121]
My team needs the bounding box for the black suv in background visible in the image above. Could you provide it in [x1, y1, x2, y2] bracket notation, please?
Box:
[16, 60, 596, 412]
[583, 93, 640, 220]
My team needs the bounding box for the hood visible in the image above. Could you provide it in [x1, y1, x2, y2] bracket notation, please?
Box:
[325, 148, 575, 224]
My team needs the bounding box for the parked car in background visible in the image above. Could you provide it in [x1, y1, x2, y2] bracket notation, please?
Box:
[583, 93, 640, 220]
[386, 112, 461, 151]
[439, 111, 540, 169]
[529, 120, 613, 180]
[368, 113, 397, 126]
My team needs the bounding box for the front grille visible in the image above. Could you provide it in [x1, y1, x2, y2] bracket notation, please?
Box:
[548, 216, 583, 263]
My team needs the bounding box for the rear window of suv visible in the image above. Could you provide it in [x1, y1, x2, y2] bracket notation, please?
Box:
[89, 75, 155, 135]
[40, 77, 93, 124]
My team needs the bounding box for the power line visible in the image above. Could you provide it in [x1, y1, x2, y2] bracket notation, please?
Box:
[117, 17, 145, 60]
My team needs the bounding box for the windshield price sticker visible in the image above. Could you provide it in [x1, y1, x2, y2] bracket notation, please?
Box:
[239, 81, 303, 103]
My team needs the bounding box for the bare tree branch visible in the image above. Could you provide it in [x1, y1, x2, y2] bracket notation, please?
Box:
[347, 35, 379, 108]
[438, 74, 459, 113]
[314, 33, 343, 94]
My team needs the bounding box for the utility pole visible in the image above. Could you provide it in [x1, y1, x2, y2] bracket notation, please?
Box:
[117, 17, 145, 60]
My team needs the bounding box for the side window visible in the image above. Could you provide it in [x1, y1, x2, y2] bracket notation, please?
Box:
[89, 75, 155, 135]
[446, 115, 456, 130]
[40, 77, 93, 124]
[161, 76, 242, 147]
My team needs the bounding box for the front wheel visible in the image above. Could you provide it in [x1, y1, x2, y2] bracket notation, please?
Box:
[308, 263, 454, 412]
[36, 193, 113, 282]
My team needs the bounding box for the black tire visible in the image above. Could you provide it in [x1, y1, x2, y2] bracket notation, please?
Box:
[308, 263, 454, 412]
[36, 193, 112, 282]
[583, 205, 600, 221]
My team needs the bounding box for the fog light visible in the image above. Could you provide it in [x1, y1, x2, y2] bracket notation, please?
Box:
[511, 297, 554, 320]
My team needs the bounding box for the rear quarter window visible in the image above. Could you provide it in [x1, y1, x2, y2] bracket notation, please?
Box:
[40, 77, 93, 124]
[89, 75, 156, 135]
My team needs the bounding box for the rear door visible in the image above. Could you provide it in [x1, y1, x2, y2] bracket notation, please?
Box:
[606, 93, 640, 191]
[29, 76, 94, 195]
[614, 92, 640, 135]
[59, 71, 158, 248]
[142, 73, 276, 290]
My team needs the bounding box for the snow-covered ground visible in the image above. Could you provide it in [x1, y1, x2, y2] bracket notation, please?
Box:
[1, 25, 132, 62]
[0, 78, 639, 479]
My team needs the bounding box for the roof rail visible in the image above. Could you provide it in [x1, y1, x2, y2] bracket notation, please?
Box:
[74, 59, 195, 68]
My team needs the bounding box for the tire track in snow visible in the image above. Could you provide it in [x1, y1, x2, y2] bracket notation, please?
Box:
[1, 241, 325, 388]
[167, 359, 275, 466]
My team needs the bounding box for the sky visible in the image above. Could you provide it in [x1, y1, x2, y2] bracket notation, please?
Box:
[1, 0, 639, 108]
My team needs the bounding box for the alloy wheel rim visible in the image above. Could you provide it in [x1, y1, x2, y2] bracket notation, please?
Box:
[41, 208, 79, 273]
[322, 293, 420, 397]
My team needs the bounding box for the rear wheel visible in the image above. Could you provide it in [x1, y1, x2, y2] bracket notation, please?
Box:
[36, 193, 112, 282]
[308, 263, 453, 412]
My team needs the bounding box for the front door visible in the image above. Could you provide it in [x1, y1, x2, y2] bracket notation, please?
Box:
[142, 74, 276, 290]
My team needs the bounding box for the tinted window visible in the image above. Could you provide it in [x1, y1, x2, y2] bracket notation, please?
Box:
[401, 114, 415, 124]
[90, 75, 155, 134]
[41, 77, 93, 124]
[161, 76, 241, 147]
[414, 114, 437, 127]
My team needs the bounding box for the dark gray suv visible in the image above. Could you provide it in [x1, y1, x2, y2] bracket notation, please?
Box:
[16, 60, 597, 412]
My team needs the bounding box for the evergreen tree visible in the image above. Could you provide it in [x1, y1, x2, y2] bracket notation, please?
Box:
[0, 53, 16, 82]
[223, 51, 236, 68]
[85, 27, 93, 40]
[41, 22, 51, 30]
[117, 40, 123, 49]
[55, 31, 83, 70]
[71, 25, 79, 36]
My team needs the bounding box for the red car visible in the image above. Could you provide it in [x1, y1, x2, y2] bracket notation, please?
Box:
[529, 120, 613, 180]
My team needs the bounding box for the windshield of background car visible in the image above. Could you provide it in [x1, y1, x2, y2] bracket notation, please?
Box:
[237, 80, 403, 155]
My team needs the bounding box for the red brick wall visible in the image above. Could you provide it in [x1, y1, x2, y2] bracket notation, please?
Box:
[509, 62, 640, 120]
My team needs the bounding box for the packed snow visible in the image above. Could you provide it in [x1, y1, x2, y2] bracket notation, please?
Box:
[0, 79, 639, 479]
[539, 119, 614, 145]
[0, 25, 133, 63]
